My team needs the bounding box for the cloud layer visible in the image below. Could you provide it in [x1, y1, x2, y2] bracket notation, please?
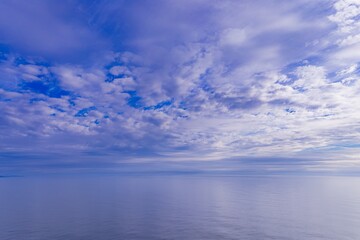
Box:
[1, 0, 360, 175]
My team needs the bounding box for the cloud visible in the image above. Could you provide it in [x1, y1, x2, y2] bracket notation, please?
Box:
[293, 65, 327, 89]
[1, 0, 360, 175]
[220, 28, 248, 46]
[0, 0, 108, 61]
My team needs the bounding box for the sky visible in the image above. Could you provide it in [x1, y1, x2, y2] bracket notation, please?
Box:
[0, 0, 360, 175]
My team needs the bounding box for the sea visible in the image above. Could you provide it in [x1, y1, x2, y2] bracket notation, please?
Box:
[1, 175, 360, 240]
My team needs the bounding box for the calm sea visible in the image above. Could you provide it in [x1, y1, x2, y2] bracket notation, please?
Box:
[1, 175, 360, 240]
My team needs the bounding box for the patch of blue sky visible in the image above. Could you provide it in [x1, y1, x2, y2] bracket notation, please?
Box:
[124, 90, 143, 109]
[19, 80, 71, 98]
[75, 106, 97, 117]
[105, 74, 115, 83]
[144, 99, 173, 111]
[0, 45, 10, 62]
[123, 90, 174, 110]
[68, 99, 76, 106]
[199, 82, 215, 94]
[13, 56, 33, 66]
[320, 44, 339, 55]
[318, 143, 360, 152]
[0, 43, 10, 52]
[285, 108, 296, 113]
[15, 66, 72, 98]
[49, 105, 66, 113]
[177, 101, 188, 110]
[326, 71, 338, 82]
[343, 143, 360, 148]
[105, 73, 130, 83]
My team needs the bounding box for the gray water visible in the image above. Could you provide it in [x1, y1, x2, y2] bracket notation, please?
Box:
[1, 175, 360, 240]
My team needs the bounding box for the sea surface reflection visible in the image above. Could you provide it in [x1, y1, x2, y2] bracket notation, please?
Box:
[1, 175, 360, 240]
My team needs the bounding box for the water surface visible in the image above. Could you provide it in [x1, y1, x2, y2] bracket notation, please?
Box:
[1, 175, 360, 240]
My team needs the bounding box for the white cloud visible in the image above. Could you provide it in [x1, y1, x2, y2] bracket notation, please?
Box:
[1, 0, 360, 173]
[220, 28, 247, 46]
[109, 66, 131, 76]
[293, 65, 327, 89]
[329, 0, 360, 33]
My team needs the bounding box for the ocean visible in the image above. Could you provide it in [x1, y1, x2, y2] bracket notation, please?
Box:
[1, 175, 360, 240]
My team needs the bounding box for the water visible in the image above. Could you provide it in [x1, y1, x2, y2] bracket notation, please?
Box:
[1, 175, 360, 240]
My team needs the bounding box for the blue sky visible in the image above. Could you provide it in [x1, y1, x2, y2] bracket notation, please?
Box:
[1, 0, 360, 175]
